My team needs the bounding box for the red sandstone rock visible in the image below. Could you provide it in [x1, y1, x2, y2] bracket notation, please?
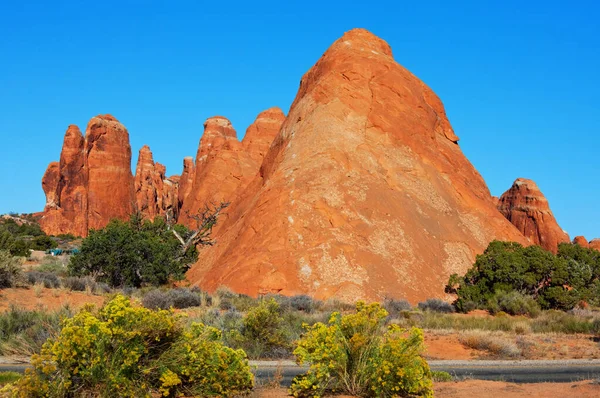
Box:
[590, 239, 600, 251]
[84, 115, 134, 231]
[573, 236, 590, 248]
[40, 117, 134, 236]
[133, 145, 179, 220]
[41, 162, 60, 211]
[179, 111, 284, 226]
[186, 28, 527, 303]
[177, 157, 195, 213]
[497, 178, 569, 253]
[242, 107, 285, 163]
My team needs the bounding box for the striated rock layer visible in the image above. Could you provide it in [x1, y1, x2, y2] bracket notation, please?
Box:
[497, 178, 569, 253]
[186, 28, 528, 303]
[40, 116, 135, 236]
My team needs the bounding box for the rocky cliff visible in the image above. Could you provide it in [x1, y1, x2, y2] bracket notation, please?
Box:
[186, 28, 528, 302]
[497, 178, 569, 253]
[40, 117, 134, 236]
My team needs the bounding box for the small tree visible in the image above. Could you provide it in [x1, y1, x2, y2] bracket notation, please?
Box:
[447, 241, 600, 312]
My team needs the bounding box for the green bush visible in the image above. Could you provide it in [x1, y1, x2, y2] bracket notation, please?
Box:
[7, 295, 253, 397]
[29, 235, 56, 251]
[447, 241, 600, 312]
[290, 302, 432, 397]
[0, 250, 23, 288]
[486, 291, 541, 317]
[229, 298, 291, 359]
[68, 215, 198, 288]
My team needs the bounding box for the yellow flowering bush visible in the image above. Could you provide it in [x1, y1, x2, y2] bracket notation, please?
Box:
[290, 302, 433, 398]
[7, 295, 253, 397]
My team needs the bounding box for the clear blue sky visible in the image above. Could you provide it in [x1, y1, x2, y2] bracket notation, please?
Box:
[0, 1, 598, 239]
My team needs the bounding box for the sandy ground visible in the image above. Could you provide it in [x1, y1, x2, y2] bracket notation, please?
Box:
[253, 380, 600, 397]
[0, 287, 105, 312]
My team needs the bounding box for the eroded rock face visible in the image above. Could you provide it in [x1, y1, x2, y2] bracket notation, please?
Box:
[590, 239, 600, 251]
[186, 28, 527, 303]
[242, 107, 285, 162]
[178, 111, 284, 226]
[41, 162, 60, 211]
[40, 116, 134, 236]
[177, 157, 195, 213]
[497, 178, 569, 253]
[573, 236, 590, 248]
[133, 146, 179, 220]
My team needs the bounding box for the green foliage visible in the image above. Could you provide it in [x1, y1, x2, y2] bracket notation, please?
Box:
[8, 240, 30, 257]
[7, 295, 253, 397]
[431, 371, 452, 382]
[68, 215, 198, 288]
[447, 241, 600, 312]
[154, 323, 253, 397]
[0, 372, 21, 386]
[486, 291, 541, 317]
[0, 250, 23, 288]
[290, 302, 433, 398]
[29, 235, 56, 251]
[228, 298, 291, 359]
[0, 306, 72, 356]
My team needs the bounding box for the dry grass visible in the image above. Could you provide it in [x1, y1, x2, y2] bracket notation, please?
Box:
[458, 330, 521, 357]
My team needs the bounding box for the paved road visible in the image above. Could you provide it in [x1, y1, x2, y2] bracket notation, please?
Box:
[250, 359, 600, 386]
[3, 359, 600, 386]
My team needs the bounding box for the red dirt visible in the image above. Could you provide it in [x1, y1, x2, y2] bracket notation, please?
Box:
[424, 333, 477, 360]
[0, 287, 105, 312]
[253, 381, 600, 397]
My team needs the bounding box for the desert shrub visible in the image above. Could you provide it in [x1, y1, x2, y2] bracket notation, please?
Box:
[228, 298, 291, 359]
[61, 276, 97, 292]
[168, 288, 202, 309]
[25, 272, 60, 289]
[142, 288, 204, 310]
[432, 371, 453, 382]
[68, 215, 198, 288]
[289, 295, 318, 313]
[29, 235, 56, 251]
[531, 310, 594, 334]
[383, 298, 412, 317]
[34, 258, 67, 277]
[290, 302, 432, 398]
[458, 331, 521, 358]
[0, 250, 23, 288]
[591, 318, 600, 335]
[486, 291, 541, 317]
[152, 323, 254, 397]
[7, 295, 253, 397]
[216, 286, 237, 300]
[8, 240, 30, 258]
[418, 298, 454, 313]
[141, 289, 172, 310]
[0, 306, 72, 356]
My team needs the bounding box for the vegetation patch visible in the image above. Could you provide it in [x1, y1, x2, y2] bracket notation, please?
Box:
[4, 295, 253, 397]
[290, 302, 433, 397]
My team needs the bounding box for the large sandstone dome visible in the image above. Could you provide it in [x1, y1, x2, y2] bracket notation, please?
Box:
[186, 29, 528, 302]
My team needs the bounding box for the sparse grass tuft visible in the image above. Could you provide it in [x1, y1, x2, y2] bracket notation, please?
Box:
[458, 330, 521, 357]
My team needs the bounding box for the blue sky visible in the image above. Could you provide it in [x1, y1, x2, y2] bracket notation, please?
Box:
[0, 1, 598, 239]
